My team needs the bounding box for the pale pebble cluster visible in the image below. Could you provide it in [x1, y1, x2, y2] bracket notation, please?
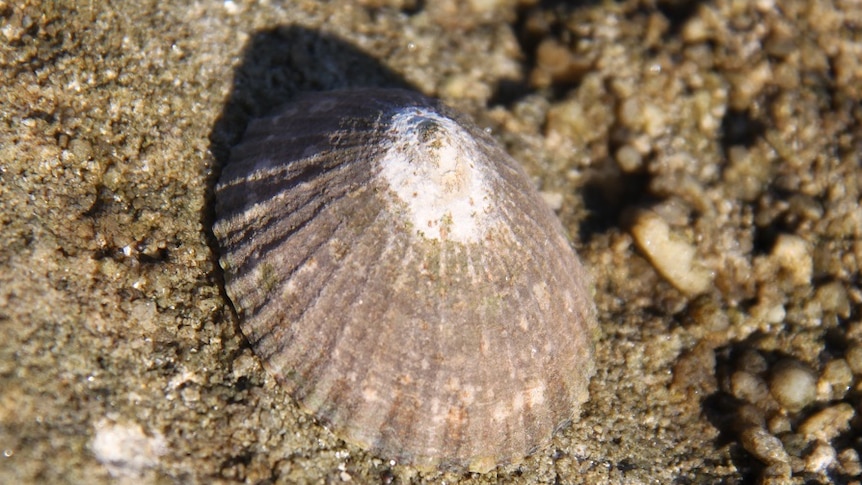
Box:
[722, 347, 861, 482]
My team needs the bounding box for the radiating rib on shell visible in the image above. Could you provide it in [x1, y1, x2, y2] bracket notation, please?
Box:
[213, 88, 596, 473]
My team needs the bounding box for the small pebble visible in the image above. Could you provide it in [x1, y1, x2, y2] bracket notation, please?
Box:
[846, 343, 862, 375]
[779, 432, 808, 458]
[736, 403, 766, 428]
[760, 462, 793, 483]
[641, 102, 667, 137]
[681, 15, 711, 44]
[798, 403, 855, 441]
[805, 442, 836, 474]
[687, 297, 730, 333]
[231, 351, 259, 379]
[740, 427, 790, 466]
[751, 299, 786, 325]
[615, 144, 643, 173]
[771, 234, 812, 285]
[731, 371, 770, 406]
[767, 414, 791, 435]
[530, 39, 592, 88]
[630, 209, 712, 295]
[838, 448, 862, 477]
[819, 358, 852, 400]
[737, 349, 769, 374]
[539, 191, 564, 211]
[814, 281, 850, 318]
[769, 359, 817, 413]
[618, 97, 644, 129]
[180, 385, 200, 404]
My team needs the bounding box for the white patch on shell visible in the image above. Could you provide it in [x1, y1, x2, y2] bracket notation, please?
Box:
[378, 107, 496, 243]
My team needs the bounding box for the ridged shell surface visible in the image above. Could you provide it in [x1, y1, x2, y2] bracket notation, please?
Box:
[213, 88, 596, 472]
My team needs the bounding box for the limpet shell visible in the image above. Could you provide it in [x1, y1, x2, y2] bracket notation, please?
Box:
[213, 88, 596, 472]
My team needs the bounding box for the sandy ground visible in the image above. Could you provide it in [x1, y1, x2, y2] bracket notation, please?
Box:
[1, 0, 860, 483]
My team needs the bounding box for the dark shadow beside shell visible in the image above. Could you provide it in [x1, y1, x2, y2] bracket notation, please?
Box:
[213, 88, 596, 473]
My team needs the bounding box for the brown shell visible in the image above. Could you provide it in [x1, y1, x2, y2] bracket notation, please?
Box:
[213, 88, 596, 473]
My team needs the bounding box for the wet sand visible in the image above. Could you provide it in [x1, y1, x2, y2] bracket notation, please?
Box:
[1, 1, 860, 483]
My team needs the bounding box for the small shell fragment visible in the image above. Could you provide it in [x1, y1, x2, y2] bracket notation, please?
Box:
[213, 88, 596, 472]
[630, 209, 712, 295]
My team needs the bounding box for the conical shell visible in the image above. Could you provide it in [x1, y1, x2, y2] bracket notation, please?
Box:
[213, 88, 596, 473]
